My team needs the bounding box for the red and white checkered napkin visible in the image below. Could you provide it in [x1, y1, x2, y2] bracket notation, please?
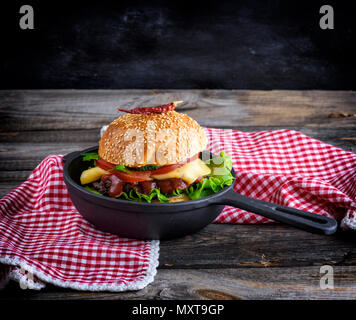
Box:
[205, 128, 356, 228]
[0, 155, 159, 291]
[0, 128, 355, 292]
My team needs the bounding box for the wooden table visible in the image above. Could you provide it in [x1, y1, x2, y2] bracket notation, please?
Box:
[0, 90, 356, 300]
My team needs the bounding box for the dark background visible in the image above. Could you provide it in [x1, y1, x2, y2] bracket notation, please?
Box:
[1, 0, 356, 89]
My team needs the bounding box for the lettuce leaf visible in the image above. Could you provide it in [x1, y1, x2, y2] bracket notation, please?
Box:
[185, 151, 234, 200]
[81, 152, 100, 161]
[109, 164, 131, 173]
[121, 188, 170, 203]
[84, 185, 170, 203]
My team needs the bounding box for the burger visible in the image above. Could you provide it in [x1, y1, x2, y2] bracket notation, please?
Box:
[79, 102, 234, 203]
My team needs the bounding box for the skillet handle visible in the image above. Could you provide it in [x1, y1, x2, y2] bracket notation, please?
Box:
[215, 188, 337, 235]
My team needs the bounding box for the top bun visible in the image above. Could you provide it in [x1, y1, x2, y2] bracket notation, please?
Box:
[98, 110, 207, 167]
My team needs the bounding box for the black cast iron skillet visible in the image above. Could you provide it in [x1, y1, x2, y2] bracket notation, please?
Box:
[62, 146, 337, 240]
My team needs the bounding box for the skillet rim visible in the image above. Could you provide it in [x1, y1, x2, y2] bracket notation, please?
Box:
[62, 146, 235, 209]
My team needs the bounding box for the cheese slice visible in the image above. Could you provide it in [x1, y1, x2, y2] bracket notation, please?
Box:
[80, 166, 107, 185]
[80, 158, 211, 186]
[151, 159, 211, 184]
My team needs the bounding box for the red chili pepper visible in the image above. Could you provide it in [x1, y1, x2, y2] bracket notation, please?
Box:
[118, 101, 183, 114]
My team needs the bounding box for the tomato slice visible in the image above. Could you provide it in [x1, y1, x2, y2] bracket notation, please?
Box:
[111, 170, 151, 182]
[149, 153, 199, 175]
[149, 163, 183, 175]
[96, 158, 115, 171]
[96, 153, 199, 182]
[96, 158, 151, 182]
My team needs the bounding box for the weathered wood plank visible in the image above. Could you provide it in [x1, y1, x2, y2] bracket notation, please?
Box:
[0, 127, 355, 173]
[0, 142, 93, 162]
[0, 170, 33, 182]
[1, 90, 356, 131]
[158, 224, 356, 269]
[1, 126, 355, 142]
[0, 129, 101, 143]
[0, 127, 355, 151]
[1, 266, 355, 300]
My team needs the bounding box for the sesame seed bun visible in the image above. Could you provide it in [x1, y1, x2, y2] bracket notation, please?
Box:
[98, 111, 208, 167]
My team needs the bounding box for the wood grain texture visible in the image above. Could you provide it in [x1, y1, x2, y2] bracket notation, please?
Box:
[1, 90, 355, 131]
[0, 90, 355, 300]
[158, 224, 356, 269]
[1, 266, 355, 300]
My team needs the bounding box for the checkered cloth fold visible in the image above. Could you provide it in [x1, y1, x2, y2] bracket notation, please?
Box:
[0, 129, 355, 291]
[206, 129, 356, 227]
[0, 155, 159, 291]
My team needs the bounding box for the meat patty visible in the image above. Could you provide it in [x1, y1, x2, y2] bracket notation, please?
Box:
[92, 175, 189, 196]
[92, 179, 111, 195]
[155, 178, 188, 194]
